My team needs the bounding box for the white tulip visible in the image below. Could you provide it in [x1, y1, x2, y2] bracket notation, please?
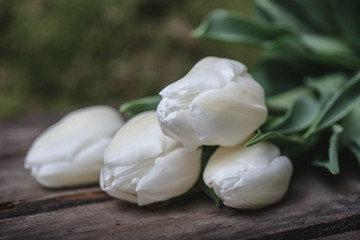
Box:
[100, 111, 202, 206]
[203, 141, 293, 209]
[25, 105, 124, 188]
[157, 56, 268, 150]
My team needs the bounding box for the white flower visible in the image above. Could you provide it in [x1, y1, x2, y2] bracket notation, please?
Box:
[157, 56, 268, 150]
[203, 141, 293, 209]
[100, 111, 202, 206]
[25, 105, 124, 188]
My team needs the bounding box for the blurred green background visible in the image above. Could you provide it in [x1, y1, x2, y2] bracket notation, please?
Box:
[0, 0, 260, 118]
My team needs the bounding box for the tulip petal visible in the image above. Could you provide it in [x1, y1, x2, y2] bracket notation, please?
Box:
[108, 160, 153, 193]
[25, 105, 123, 166]
[157, 100, 201, 150]
[105, 111, 180, 166]
[100, 167, 138, 204]
[190, 77, 267, 146]
[160, 57, 247, 95]
[74, 138, 112, 164]
[136, 147, 201, 206]
[33, 161, 103, 188]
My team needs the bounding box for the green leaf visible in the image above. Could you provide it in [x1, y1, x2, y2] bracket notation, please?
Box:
[246, 130, 305, 146]
[300, 34, 352, 58]
[328, 125, 343, 174]
[192, 8, 360, 70]
[246, 129, 319, 157]
[254, 0, 360, 68]
[341, 99, 360, 167]
[305, 73, 347, 104]
[255, 0, 318, 33]
[340, 99, 360, 144]
[252, 55, 334, 97]
[119, 95, 161, 117]
[313, 124, 343, 174]
[265, 96, 319, 133]
[304, 72, 360, 138]
[334, 0, 360, 52]
[298, 33, 359, 68]
[266, 86, 313, 113]
[252, 56, 306, 97]
[299, 0, 340, 36]
[192, 9, 293, 49]
[349, 143, 360, 167]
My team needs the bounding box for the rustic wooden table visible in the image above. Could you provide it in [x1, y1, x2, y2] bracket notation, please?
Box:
[0, 114, 359, 239]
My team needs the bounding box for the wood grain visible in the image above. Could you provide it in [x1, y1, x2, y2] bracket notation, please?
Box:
[0, 114, 359, 239]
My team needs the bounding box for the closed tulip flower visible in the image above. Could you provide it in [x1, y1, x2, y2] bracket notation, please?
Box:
[157, 56, 268, 150]
[100, 111, 202, 206]
[203, 141, 293, 209]
[25, 105, 124, 188]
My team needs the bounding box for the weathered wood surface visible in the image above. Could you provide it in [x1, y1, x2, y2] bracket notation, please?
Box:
[0, 114, 359, 240]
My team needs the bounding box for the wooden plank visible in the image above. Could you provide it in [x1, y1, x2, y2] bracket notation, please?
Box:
[1, 159, 359, 239]
[0, 114, 359, 239]
[0, 179, 358, 240]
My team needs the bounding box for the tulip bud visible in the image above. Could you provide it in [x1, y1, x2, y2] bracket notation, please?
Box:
[203, 141, 293, 209]
[25, 105, 124, 188]
[100, 111, 202, 206]
[157, 56, 268, 150]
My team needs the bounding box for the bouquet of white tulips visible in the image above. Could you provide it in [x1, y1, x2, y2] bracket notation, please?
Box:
[25, 0, 360, 210]
[25, 56, 293, 209]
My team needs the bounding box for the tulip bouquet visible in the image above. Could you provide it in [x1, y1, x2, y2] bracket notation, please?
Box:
[24, 0, 359, 210]
[25, 56, 293, 210]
